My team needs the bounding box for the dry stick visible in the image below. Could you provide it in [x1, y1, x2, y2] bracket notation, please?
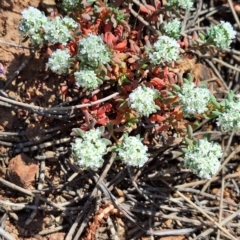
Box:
[175, 172, 240, 189]
[132, 0, 151, 15]
[181, 10, 190, 33]
[131, 208, 204, 225]
[0, 40, 33, 49]
[0, 200, 53, 211]
[224, 48, 240, 57]
[4, 51, 35, 89]
[65, 152, 116, 240]
[0, 177, 33, 197]
[227, 0, 240, 28]
[204, 59, 229, 90]
[0, 92, 119, 112]
[0, 177, 67, 212]
[200, 144, 240, 193]
[212, 58, 240, 72]
[0, 226, 16, 240]
[39, 224, 69, 236]
[178, 188, 238, 208]
[217, 177, 225, 240]
[25, 159, 45, 225]
[0, 99, 71, 120]
[183, 26, 208, 34]
[14, 137, 72, 154]
[194, 193, 240, 239]
[186, 0, 203, 28]
[224, 132, 235, 158]
[128, 3, 158, 35]
[160, 179, 237, 240]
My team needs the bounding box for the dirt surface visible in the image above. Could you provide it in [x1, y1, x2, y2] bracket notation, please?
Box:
[0, 0, 69, 239]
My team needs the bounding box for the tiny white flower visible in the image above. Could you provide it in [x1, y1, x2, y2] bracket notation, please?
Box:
[62, 0, 79, 10]
[163, 19, 182, 39]
[74, 68, 102, 90]
[207, 21, 236, 49]
[177, 81, 210, 116]
[71, 128, 111, 169]
[43, 16, 76, 45]
[62, 16, 78, 29]
[18, 6, 48, 45]
[129, 85, 160, 117]
[78, 34, 111, 67]
[47, 49, 72, 75]
[117, 135, 148, 167]
[184, 139, 222, 179]
[167, 0, 194, 10]
[148, 36, 180, 65]
[217, 96, 240, 131]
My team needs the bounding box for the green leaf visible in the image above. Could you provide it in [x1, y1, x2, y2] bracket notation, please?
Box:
[186, 73, 193, 82]
[200, 81, 207, 88]
[71, 128, 85, 137]
[181, 148, 189, 153]
[102, 138, 112, 146]
[210, 94, 220, 108]
[198, 33, 206, 41]
[206, 111, 220, 120]
[187, 125, 193, 139]
[184, 137, 193, 146]
[172, 84, 181, 92]
[227, 90, 234, 102]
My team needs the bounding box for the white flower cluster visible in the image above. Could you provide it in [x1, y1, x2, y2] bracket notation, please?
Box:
[44, 16, 78, 45]
[19, 7, 78, 46]
[47, 49, 72, 75]
[163, 19, 182, 39]
[71, 128, 111, 169]
[207, 21, 236, 49]
[62, 0, 79, 10]
[18, 6, 48, 45]
[116, 135, 148, 167]
[167, 0, 194, 10]
[129, 86, 160, 117]
[74, 68, 102, 90]
[184, 139, 222, 179]
[148, 36, 180, 65]
[217, 95, 240, 131]
[78, 34, 111, 67]
[177, 81, 210, 116]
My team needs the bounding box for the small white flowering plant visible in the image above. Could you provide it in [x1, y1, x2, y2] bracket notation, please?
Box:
[116, 134, 148, 167]
[18, 6, 48, 46]
[71, 127, 111, 169]
[163, 19, 182, 39]
[46, 49, 73, 75]
[215, 91, 240, 132]
[77, 34, 112, 67]
[173, 76, 211, 117]
[43, 16, 78, 45]
[166, 0, 194, 10]
[74, 67, 103, 90]
[147, 36, 180, 65]
[206, 21, 236, 49]
[19, 7, 78, 46]
[62, 0, 81, 11]
[128, 85, 160, 117]
[182, 138, 222, 179]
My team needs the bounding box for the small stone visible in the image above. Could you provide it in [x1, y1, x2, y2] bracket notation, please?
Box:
[7, 153, 39, 189]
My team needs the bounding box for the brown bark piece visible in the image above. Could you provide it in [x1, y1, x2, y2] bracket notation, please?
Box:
[7, 153, 39, 189]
